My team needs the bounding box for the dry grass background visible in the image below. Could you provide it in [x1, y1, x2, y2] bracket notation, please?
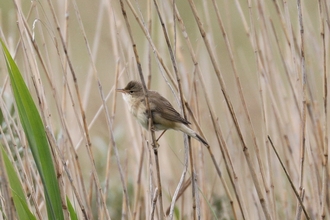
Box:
[0, 0, 329, 219]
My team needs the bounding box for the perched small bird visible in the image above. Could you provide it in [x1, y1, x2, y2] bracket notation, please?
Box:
[117, 81, 208, 146]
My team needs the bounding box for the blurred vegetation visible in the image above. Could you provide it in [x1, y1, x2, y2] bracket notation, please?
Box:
[0, 0, 329, 219]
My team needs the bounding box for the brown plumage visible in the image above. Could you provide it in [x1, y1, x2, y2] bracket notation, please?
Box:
[117, 81, 208, 146]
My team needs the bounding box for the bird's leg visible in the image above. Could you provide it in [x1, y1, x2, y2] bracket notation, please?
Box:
[156, 129, 168, 142]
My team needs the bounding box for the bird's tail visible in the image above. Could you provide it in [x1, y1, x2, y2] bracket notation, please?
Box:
[195, 133, 208, 146]
[176, 123, 208, 146]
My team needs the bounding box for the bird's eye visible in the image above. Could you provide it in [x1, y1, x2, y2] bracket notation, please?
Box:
[129, 90, 134, 94]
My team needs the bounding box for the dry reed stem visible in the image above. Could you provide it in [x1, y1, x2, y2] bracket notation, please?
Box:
[168, 145, 189, 219]
[282, 0, 301, 115]
[151, 0, 199, 218]
[150, 188, 158, 220]
[295, 189, 305, 220]
[132, 142, 145, 220]
[79, 3, 104, 110]
[125, 0, 209, 146]
[1, 0, 329, 219]
[147, 0, 152, 89]
[124, 0, 182, 99]
[268, 136, 310, 219]
[0, 122, 44, 219]
[71, 0, 130, 218]
[176, 12, 241, 220]
[0, 149, 13, 219]
[186, 0, 272, 219]
[0, 73, 46, 219]
[318, 1, 329, 219]
[268, 19, 301, 117]
[146, 140, 156, 219]
[193, 79, 208, 219]
[0, 108, 14, 219]
[211, 0, 268, 199]
[171, 2, 245, 218]
[99, 78, 135, 220]
[189, 144, 197, 220]
[104, 62, 120, 198]
[296, 1, 307, 218]
[44, 0, 111, 218]
[120, 3, 205, 217]
[11, 1, 74, 217]
[166, 178, 191, 216]
[250, 3, 278, 218]
[9, 10, 91, 216]
[270, 0, 291, 46]
[119, 0, 164, 218]
[30, 0, 105, 217]
[45, 127, 92, 219]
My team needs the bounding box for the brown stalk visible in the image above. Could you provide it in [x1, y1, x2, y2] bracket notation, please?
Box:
[11, 1, 93, 218]
[251, 1, 304, 216]
[100, 78, 136, 220]
[45, 127, 90, 219]
[281, 0, 302, 116]
[19, 0, 108, 216]
[147, 0, 152, 89]
[72, 0, 136, 218]
[171, 2, 245, 218]
[0, 38, 45, 220]
[123, 1, 240, 218]
[186, 0, 272, 219]
[119, 0, 164, 218]
[252, 3, 279, 217]
[296, 1, 307, 218]
[124, 0, 180, 95]
[168, 145, 189, 219]
[193, 79, 207, 219]
[47, 0, 108, 217]
[318, 1, 329, 219]
[56, 2, 93, 215]
[166, 178, 191, 216]
[270, 0, 293, 48]
[268, 136, 310, 219]
[132, 141, 145, 220]
[150, 188, 159, 219]
[240, 7, 302, 217]
[79, 4, 105, 110]
[210, 0, 268, 196]
[104, 62, 120, 199]
[151, 0, 198, 218]
[0, 123, 44, 220]
[145, 140, 156, 219]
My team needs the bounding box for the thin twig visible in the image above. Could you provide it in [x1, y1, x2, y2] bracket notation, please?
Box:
[296, 1, 307, 218]
[267, 136, 310, 219]
[152, 0, 198, 218]
[150, 188, 159, 220]
[211, 0, 268, 196]
[133, 143, 145, 220]
[119, 0, 164, 218]
[11, 1, 92, 217]
[166, 178, 191, 216]
[170, 2, 244, 218]
[318, 1, 328, 219]
[46, 0, 110, 217]
[186, 0, 272, 218]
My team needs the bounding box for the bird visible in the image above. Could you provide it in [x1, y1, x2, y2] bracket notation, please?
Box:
[117, 80, 208, 146]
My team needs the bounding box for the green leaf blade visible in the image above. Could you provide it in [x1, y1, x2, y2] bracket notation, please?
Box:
[67, 197, 79, 220]
[1, 40, 64, 220]
[1, 146, 36, 220]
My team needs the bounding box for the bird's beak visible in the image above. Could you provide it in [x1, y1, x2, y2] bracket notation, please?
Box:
[116, 89, 126, 93]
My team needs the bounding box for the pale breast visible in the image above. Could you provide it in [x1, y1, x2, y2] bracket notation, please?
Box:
[122, 93, 148, 129]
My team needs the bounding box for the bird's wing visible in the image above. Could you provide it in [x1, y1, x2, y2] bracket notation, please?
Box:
[148, 91, 190, 125]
